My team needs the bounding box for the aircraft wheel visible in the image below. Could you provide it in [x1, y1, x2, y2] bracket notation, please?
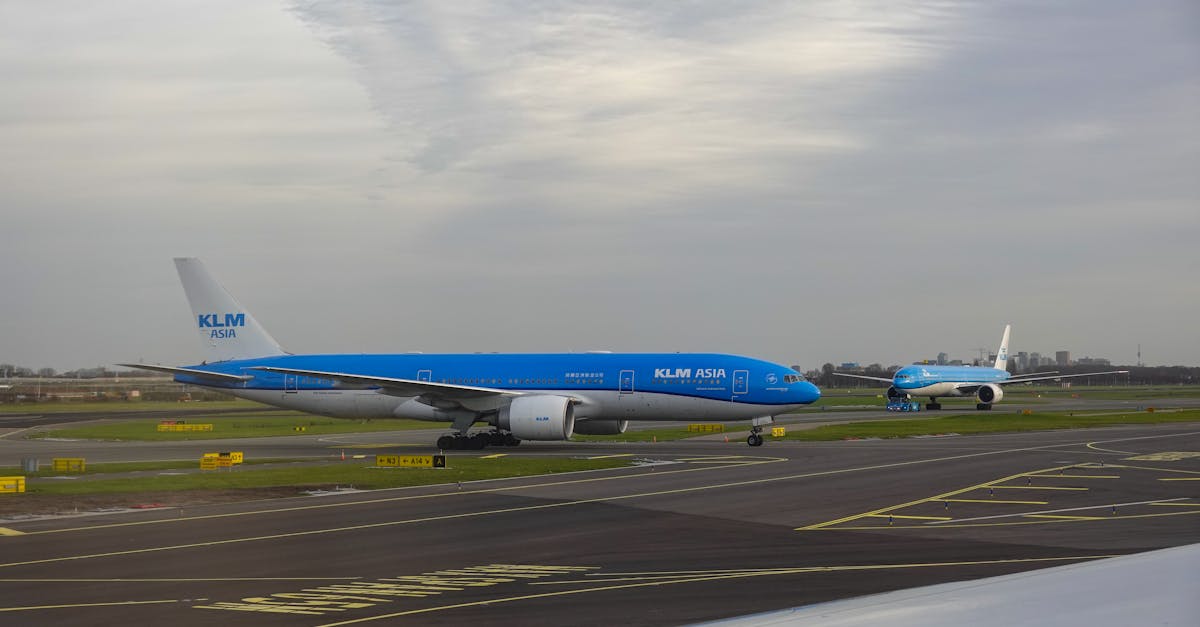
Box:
[926, 402, 941, 410]
[504, 434, 521, 446]
[436, 435, 455, 450]
[747, 434, 764, 447]
[470, 433, 489, 449]
[976, 403, 992, 411]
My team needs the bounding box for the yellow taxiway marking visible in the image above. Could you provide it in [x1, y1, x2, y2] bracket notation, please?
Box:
[0, 528, 25, 537]
[1024, 514, 1106, 520]
[585, 454, 634, 460]
[313, 555, 1115, 626]
[0, 599, 180, 612]
[942, 499, 1048, 505]
[823, 509, 1200, 530]
[1160, 477, 1200, 481]
[1124, 451, 1200, 461]
[867, 514, 951, 521]
[798, 463, 1078, 530]
[1025, 474, 1120, 479]
[990, 485, 1088, 491]
[479, 454, 507, 459]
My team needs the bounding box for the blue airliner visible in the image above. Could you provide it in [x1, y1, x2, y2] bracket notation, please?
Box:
[835, 325, 1126, 410]
[122, 259, 820, 448]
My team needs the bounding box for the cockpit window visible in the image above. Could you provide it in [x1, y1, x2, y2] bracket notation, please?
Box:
[783, 374, 805, 383]
[896, 374, 911, 380]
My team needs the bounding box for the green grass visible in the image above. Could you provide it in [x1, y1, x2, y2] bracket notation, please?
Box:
[779, 408, 1200, 441]
[28, 414, 437, 441]
[0, 400, 254, 414]
[0, 458, 311, 477]
[16, 457, 632, 495]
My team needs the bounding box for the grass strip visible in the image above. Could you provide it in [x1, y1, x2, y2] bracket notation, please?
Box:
[16, 457, 631, 495]
[29, 415, 436, 441]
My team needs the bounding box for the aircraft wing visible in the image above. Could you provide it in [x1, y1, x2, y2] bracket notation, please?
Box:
[117, 363, 254, 383]
[249, 366, 526, 400]
[997, 370, 1128, 385]
[832, 372, 894, 384]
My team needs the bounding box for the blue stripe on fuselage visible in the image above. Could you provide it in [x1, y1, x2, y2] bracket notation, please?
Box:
[173, 353, 821, 406]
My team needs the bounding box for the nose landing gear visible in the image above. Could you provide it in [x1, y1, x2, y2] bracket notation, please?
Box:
[747, 425, 764, 447]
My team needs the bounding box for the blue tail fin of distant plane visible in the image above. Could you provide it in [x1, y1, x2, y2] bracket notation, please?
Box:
[174, 257, 286, 362]
[994, 324, 1011, 371]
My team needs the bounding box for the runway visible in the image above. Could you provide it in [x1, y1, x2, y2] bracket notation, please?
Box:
[1, 422, 1197, 626]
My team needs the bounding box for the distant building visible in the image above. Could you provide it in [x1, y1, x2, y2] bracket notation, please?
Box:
[1077, 357, 1112, 366]
[936, 352, 948, 365]
[1016, 351, 1029, 372]
[839, 362, 860, 370]
[1056, 351, 1072, 367]
[948, 359, 964, 366]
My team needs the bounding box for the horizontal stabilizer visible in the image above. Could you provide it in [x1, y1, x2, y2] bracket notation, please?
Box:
[117, 363, 253, 383]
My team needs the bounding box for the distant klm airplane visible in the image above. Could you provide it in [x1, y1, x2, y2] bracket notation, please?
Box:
[121, 258, 820, 448]
[834, 325, 1127, 410]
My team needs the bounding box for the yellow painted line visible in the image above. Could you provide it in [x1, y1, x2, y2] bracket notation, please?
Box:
[480, 454, 507, 459]
[818, 509, 1200, 530]
[585, 454, 634, 460]
[1026, 474, 1120, 479]
[1149, 501, 1200, 507]
[990, 485, 1088, 491]
[0, 528, 25, 537]
[1104, 463, 1200, 475]
[0, 599, 180, 612]
[314, 555, 1115, 626]
[797, 463, 1077, 530]
[943, 499, 1048, 505]
[1024, 514, 1106, 520]
[866, 514, 952, 521]
[1159, 477, 1200, 481]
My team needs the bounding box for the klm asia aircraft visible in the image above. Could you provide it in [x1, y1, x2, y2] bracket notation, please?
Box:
[122, 259, 820, 448]
[835, 325, 1126, 410]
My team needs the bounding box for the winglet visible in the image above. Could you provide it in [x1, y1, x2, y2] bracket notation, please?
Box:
[174, 258, 286, 362]
[994, 324, 1011, 371]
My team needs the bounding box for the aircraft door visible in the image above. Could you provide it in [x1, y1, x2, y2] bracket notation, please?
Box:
[733, 370, 749, 396]
[619, 370, 635, 394]
[417, 369, 432, 382]
[284, 374, 299, 394]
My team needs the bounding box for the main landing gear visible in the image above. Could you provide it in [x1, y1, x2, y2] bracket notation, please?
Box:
[747, 425, 765, 447]
[976, 403, 992, 411]
[437, 430, 521, 451]
[926, 400, 942, 410]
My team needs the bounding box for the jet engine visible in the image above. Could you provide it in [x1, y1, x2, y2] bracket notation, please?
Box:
[498, 395, 575, 440]
[572, 419, 629, 436]
[886, 386, 907, 400]
[976, 384, 1004, 404]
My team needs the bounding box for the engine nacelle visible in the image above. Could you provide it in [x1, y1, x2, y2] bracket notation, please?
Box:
[977, 384, 1004, 404]
[572, 419, 629, 436]
[498, 395, 575, 440]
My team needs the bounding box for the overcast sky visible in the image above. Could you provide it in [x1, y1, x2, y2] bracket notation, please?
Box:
[1, 0, 1197, 372]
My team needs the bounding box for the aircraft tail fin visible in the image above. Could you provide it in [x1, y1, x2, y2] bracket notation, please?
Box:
[993, 324, 1011, 372]
[174, 257, 286, 362]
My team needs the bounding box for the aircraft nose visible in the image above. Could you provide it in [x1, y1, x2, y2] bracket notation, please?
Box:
[802, 381, 821, 403]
